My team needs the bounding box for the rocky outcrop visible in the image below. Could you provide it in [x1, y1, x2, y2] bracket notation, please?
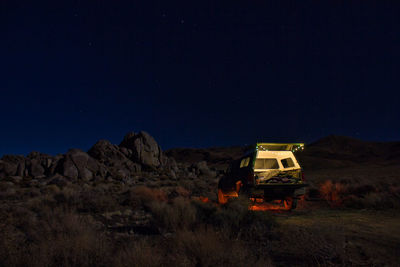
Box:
[0, 155, 26, 178]
[119, 131, 166, 168]
[58, 149, 107, 181]
[88, 140, 141, 180]
[0, 149, 108, 181]
[46, 173, 70, 188]
[191, 161, 216, 177]
[26, 152, 54, 178]
[0, 130, 219, 183]
[165, 146, 250, 172]
[89, 140, 128, 164]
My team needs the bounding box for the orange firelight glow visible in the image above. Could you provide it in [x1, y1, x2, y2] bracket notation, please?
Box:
[199, 193, 302, 211]
[249, 198, 292, 211]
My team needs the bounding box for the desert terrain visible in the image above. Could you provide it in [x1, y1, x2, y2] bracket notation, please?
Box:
[0, 133, 399, 266]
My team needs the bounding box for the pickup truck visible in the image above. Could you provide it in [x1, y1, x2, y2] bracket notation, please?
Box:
[217, 143, 307, 210]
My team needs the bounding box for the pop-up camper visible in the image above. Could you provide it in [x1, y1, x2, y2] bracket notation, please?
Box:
[218, 143, 307, 210]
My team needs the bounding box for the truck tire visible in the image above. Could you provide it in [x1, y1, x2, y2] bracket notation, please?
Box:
[292, 199, 298, 209]
[218, 189, 228, 204]
[283, 197, 296, 210]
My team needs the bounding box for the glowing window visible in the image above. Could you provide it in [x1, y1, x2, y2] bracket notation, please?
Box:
[254, 159, 279, 169]
[281, 158, 295, 168]
[240, 159, 245, 168]
[240, 157, 250, 168]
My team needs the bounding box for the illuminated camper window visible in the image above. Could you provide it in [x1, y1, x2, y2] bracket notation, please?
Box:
[281, 158, 295, 168]
[240, 157, 250, 168]
[254, 158, 279, 169]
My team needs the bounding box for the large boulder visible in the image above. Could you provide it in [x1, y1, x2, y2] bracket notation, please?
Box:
[0, 155, 26, 178]
[48, 154, 65, 176]
[191, 161, 216, 177]
[26, 152, 54, 178]
[60, 149, 107, 181]
[165, 157, 179, 172]
[0, 152, 55, 179]
[62, 157, 79, 179]
[89, 140, 128, 164]
[119, 131, 166, 168]
[88, 140, 141, 179]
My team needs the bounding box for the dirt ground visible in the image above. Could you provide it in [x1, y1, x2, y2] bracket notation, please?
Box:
[271, 207, 400, 266]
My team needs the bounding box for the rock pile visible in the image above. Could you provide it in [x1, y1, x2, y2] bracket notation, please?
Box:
[0, 131, 217, 183]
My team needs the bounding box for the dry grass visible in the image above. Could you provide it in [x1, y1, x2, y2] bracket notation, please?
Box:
[167, 228, 272, 267]
[0, 208, 111, 267]
[113, 239, 163, 267]
[1, 161, 399, 267]
[0, 194, 275, 267]
[270, 223, 346, 265]
[150, 197, 197, 232]
[317, 179, 400, 209]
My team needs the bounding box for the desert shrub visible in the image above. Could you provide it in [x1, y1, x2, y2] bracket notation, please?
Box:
[178, 179, 196, 193]
[27, 212, 111, 267]
[361, 192, 389, 209]
[0, 208, 111, 267]
[389, 186, 400, 208]
[0, 186, 17, 200]
[167, 186, 191, 199]
[25, 185, 120, 213]
[22, 187, 41, 198]
[343, 191, 399, 209]
[209, 197, 251, 235]
[202, 197, 275, 237]
[237, 209, 277, 242]
[29, 193, 58, 211]
[319, 180, 347, 207]
[347, 183, 376, 196]
[307, 184, 321, 199]
[269, 223, 346, 265]
[122, 186, 168, 208]
[318, 179, 400, 210]
[40, 184, 61, 195]
[150, 197, 197, 232]
[149, 195, 276, 242]
[191, 179, 209, 195]
[44, 187, 81, 210]
[113, 239, 163, 267]
[191, 200, 219, 226]
[167, 228, 272, 267]
[93, 182, 113, 192]
[77, 189, 120, 213]
[114, 227, 273, 266]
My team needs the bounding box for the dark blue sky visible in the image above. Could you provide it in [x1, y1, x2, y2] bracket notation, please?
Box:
[1, 1, 399, 156]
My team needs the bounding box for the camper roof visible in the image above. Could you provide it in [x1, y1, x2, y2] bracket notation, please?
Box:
[256, 143, 304, 152]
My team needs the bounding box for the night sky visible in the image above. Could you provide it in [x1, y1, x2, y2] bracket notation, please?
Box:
[1, 1, 400, 156]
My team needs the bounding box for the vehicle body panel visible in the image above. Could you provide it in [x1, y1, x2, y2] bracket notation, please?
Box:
[218, 143, 307, 207]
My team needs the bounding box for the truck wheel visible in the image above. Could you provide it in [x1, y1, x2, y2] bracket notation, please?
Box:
[292, 199, 298, 209]
[218, 189, 228, 204]
[283, 197, 295, 210]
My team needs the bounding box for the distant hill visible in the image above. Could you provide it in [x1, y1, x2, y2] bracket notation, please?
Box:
[167, 135, 400, 170]
[2, 133, 399, 181]
[297, 135, 400, 169]
[165, 146, 251, 171]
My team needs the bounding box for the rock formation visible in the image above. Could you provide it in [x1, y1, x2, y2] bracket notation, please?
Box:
[119, 131, 166, 168]
[0, 131, 195, 182]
